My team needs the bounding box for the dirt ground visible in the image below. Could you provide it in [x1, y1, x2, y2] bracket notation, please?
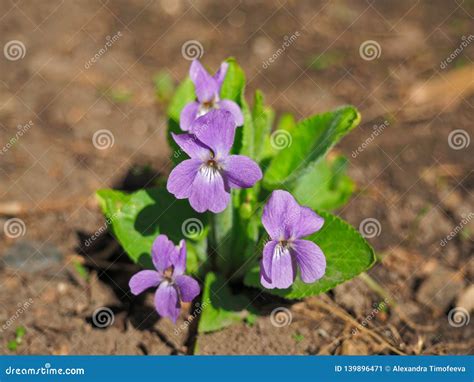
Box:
[0, 0, 473, 355]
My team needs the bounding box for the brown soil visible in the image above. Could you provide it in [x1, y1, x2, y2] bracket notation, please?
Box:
[0, 0, 473, 355]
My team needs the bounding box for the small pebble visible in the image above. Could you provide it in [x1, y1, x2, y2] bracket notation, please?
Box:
[3, 240, 63, 273]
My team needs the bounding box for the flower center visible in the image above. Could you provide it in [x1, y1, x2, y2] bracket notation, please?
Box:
[206, 159, 218, 168]
[278, 239, 292, 249]
[197, 96, 220, 117]
[163, 266, 174, 281]
[202, 100, 214, 109]
[201, 153, 222, 173]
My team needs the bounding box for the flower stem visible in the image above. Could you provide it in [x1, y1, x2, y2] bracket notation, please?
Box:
[211, 203, 234, 275]
[359, 272, 397, 307]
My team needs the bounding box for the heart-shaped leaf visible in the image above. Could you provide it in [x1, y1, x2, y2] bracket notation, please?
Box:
[96, 187, 208, 274]
[290, 155, 355, 211]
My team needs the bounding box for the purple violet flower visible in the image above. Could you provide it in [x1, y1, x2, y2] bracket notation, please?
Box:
[180, 60, 244, 131]
[167, 109, 262, 213]
[129, 234, 200, 323]
[260, 190, 326, 289]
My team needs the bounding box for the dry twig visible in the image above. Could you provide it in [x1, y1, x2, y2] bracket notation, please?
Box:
[295, 296, 406, 355]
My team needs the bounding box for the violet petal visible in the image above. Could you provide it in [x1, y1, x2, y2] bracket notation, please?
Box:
[172, 133, 210, 160]
[154, 281, 180, 323]
[292, 239, 326, 283]
[224, 155, 262, 189]
[262, 190, 301, 240]
[218, 100, 244, 126]
[167, 159, 201, 199]
[175, 275, 200, 302]
[213, 62, 229, 90]
[262, 243, 296, 289]
[188, 167, 230, 213]
[294, 207, 324, 238]
[172, 240, 187, 276]
[179, 101, 200, 131]
[129, 270, 162, 295]
[189, 60, 218, 103]
[151, 234, 177, 272]
[260, 240, 277, 286]
[191, 109, 236, 159]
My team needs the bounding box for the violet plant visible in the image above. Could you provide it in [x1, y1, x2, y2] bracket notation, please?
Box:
[97, 58, 375, 332]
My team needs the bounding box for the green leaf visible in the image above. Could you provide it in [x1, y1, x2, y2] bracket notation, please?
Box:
[167, 77, 195, 123]
[263, 106, 360, 188]
[216, 188, 262, 279]
[221, 59, 252, 157]
[277, 112, 297, 131]
[290, 155, 355, 211]
[15, 326, 26, 339]
[252, 90, 275, 162]
[244, 211, 376, 299]
[167, 118, 185, 166]
[166, 77, 196, 165]
[239, 98, 254, 157]
[308, 51, 344, 71]
[227, 220, 260, 280]
[73, 260, 89, 281]
[153, 71, 175, 103]
[220, 57, 245, 103]
[7, 340, 18, 351]
[212, 203, 234, 274]
[96, 187, 208, 274]
[293, 332, 305, 342]
[198, 272, 254, 333]
[219, 58, 255, 158]
[260, 113, 296, 164]
[99, 87, 133, 103]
